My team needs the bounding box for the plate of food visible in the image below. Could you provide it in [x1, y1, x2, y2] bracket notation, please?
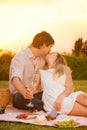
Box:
[55, 119, 80, 128]
[16, 113, 37, 119]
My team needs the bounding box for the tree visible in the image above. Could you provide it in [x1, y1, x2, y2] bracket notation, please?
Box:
[72, 38, 87, 57]
[0, 50, 15, 64]
[0, 50, 15, 80]
[81, 40, 87, 57]
[72, 38, 83, 56]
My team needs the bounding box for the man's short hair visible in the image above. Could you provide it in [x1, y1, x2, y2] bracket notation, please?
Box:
[31, 31, 55, 48]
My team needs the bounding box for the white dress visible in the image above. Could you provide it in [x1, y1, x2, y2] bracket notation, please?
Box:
[40, 69, 83, 114]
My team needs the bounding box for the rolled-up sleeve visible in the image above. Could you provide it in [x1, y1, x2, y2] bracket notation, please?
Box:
[10, 52, 25, 82]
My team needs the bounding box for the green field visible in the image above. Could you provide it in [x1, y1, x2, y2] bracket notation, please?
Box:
[0, 80, 87, 130]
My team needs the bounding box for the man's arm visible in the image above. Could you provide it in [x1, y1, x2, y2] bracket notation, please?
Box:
[12, 77, 33, 99]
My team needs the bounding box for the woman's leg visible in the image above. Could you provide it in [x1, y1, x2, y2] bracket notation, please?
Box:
[69, 102, 87, 116]
[76, 93, 87, 106]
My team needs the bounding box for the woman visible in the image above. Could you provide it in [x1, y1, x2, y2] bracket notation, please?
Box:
[37, 52, 87, 116]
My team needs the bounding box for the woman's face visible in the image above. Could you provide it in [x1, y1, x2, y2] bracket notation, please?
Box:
[46, 52, 58, 67]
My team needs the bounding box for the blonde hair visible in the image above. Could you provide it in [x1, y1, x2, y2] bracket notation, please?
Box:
[53, 53, 67, 78]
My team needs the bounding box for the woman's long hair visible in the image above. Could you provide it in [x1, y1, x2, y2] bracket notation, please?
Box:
[53, 53, 67, 78]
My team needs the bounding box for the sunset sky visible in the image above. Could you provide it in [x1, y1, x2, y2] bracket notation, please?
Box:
[0, 0, 87, 53]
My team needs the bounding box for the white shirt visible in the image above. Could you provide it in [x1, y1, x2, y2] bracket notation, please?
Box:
[9, 47, 45, 94]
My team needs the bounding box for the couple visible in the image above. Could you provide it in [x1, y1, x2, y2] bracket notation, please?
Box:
[9, 31, 87, 117]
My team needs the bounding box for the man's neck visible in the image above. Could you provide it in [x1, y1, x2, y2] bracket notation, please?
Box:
[29, 46, 40, 57]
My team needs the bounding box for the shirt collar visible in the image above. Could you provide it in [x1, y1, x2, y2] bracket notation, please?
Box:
[24, 46, 35, 59]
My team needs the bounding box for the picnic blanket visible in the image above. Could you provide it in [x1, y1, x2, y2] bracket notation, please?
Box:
[0, 107, 87, 127]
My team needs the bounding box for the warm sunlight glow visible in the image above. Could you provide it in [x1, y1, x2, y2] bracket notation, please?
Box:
[0, 0, 87, 53]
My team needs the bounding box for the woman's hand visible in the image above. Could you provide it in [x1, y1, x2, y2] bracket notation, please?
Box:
[54, 95, 64, 111]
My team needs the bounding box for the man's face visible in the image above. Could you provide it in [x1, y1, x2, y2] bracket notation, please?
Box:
[40, 44, 53, 57]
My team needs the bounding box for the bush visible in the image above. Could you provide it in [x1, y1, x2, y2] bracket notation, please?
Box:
[0, 52, 87, 80]
[64, 56, 87, 80]
[0, 50, 15, 80]
[0, 64, 10, 80]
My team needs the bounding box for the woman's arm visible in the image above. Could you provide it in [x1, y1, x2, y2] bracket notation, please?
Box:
[54, 66, 74, 111]
[60, 66, 74, 97]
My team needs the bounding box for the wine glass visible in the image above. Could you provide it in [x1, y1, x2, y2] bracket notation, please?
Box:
[27, 99, 34, 107]
[26, 74, 37, 108]
[26, 87, 34, 107]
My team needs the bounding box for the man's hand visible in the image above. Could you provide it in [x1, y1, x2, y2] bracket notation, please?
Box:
[12, 77, 34, 99]
[24, 87, 34, 99]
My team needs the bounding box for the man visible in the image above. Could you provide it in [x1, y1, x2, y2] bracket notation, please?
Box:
[9, 31, 55, 111]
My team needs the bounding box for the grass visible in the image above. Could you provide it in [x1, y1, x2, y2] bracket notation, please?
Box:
[0, 80, 87, 130]
[0, 122, 87, 130]
[0, 80, 9, 88]
[73, 80, 87, 92]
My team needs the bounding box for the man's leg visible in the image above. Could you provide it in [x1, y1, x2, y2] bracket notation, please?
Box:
[34, 91, 43, 99]
[13, 92, 43, 111]
[31, 97, 43, 111]
[13, 93, 29, 110]
[31, 92, 43, 111]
